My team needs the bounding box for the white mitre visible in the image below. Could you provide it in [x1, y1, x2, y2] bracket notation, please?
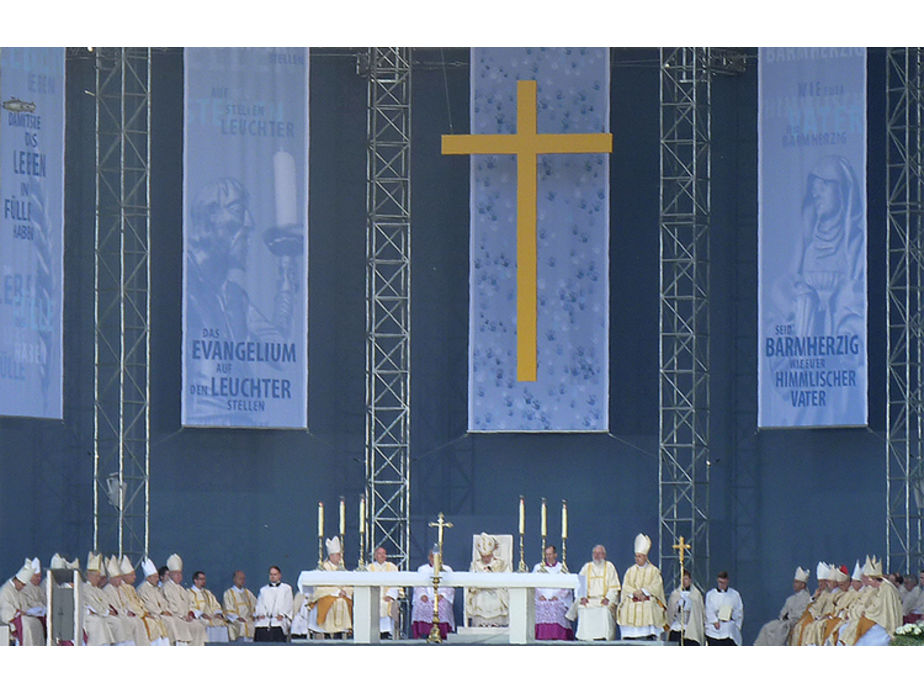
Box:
[794, 566, 810, 583]
[31, 557, 41, 574]
[816, 561, 830, 581]
[851, 560, 863, 581]
[326, 536, 342, 556]
[862, 555, 883, 578]
[120, 555, 133, 576]
[477, 532, 497, 555]
[106, 555, 120, 577]
[16, 559, 33, 583]
[166, 553, 183, 572]
[50, 553, 66, 570]
[141, 557, 157, 578]
[634, 533, 652, 556]
[65, 557, 80, 570]
[87, 553, 104, 573]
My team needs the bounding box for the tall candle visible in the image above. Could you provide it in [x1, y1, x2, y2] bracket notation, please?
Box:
[541, 498, 547, 537]
[561, 500, 568, 539]
[339, 497, 346, 537]
[518, 496, 525, 535]
[359, 494, 366, 534]
[318, 502, 324, 538]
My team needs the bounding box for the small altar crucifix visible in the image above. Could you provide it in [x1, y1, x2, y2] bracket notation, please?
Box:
[427, 513, 454, 643]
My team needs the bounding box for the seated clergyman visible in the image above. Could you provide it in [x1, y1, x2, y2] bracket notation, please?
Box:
[466, 533, 509, 627]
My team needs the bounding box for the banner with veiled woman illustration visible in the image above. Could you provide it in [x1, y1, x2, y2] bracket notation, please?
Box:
[758, 48, 867, 428]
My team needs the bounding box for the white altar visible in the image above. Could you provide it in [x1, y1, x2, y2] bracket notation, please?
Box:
[297, 569, 579, 644]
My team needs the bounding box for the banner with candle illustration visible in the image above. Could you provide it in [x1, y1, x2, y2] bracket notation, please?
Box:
[0, 48, 65, 419]
[182, 48, 309, 428]
[464, 47, 610, 432]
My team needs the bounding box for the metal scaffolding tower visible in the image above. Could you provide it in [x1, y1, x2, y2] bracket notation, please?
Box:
[92, 48, 152, 562]
[886, 48, 924, 575]
[363, 48, 412, 571]
[658, 47, 713, 589]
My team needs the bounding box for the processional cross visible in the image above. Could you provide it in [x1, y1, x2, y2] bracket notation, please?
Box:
[442, 80, 613, 382]
[427, 513, 453, 643]
[672, 535, 692, 646]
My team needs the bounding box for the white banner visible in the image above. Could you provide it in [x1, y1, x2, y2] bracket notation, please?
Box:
[183, 48, 309, 428]
[758, 48, 867, 428]
[0, 48, 65, 419]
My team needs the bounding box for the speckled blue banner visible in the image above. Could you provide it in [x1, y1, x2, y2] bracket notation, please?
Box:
[469, 48, 609, 432]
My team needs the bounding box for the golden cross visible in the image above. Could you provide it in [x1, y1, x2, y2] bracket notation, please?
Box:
[442, 80, 612, 381]
[672, 536, 692, 566]
[428, 513, 453, 568]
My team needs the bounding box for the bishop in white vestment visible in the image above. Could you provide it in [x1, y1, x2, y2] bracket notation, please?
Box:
[307, 537, 353, 637]
[465, 533, 509, 627]
[616, 534, 667, 640]
[753, 566, 812, 646]
[162, 554, 206, 646]
[0, 560, 45, 646]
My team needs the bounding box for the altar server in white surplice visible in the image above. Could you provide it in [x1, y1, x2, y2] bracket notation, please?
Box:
[666, 569, 705, 645]
[616, 533, 666, 640]
[223, 570, 256, 641]
[411, 546, 455, 640]
[254, 565, 293, 642]
[367, 547, 402, 638]
[465, 532, 509, 627]
[570, 544, 620, 641]
[704, 570, 744, 645]
[532, 544, 574, 641]
[0, 559, 45, 645]
[754, 566, 812, 645]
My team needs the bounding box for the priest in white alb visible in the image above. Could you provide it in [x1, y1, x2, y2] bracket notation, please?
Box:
[189, 570, 229, 643]
[570, 544, 620, 641]
[616, 533, 666, 640]
[367, 546, 402, 638]
[307, 536, 353, 638]
[223, 570, 257, 641]
[411, 545, 455, 640]
[532, 544, 574, 640]
[666, 569, 704, 645]
[753, 566, 812, 646]
[465, 532, 509, 627]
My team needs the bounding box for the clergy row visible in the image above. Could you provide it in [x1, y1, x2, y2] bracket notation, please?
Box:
[0, 553, 263, 646]
[753, 557, 923, 646]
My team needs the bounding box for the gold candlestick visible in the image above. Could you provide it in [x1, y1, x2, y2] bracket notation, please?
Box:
[427, 512, 453, 644]
[357, 493, 366, 569]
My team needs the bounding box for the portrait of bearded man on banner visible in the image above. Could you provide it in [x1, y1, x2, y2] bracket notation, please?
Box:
[184, 176, 300, 426]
